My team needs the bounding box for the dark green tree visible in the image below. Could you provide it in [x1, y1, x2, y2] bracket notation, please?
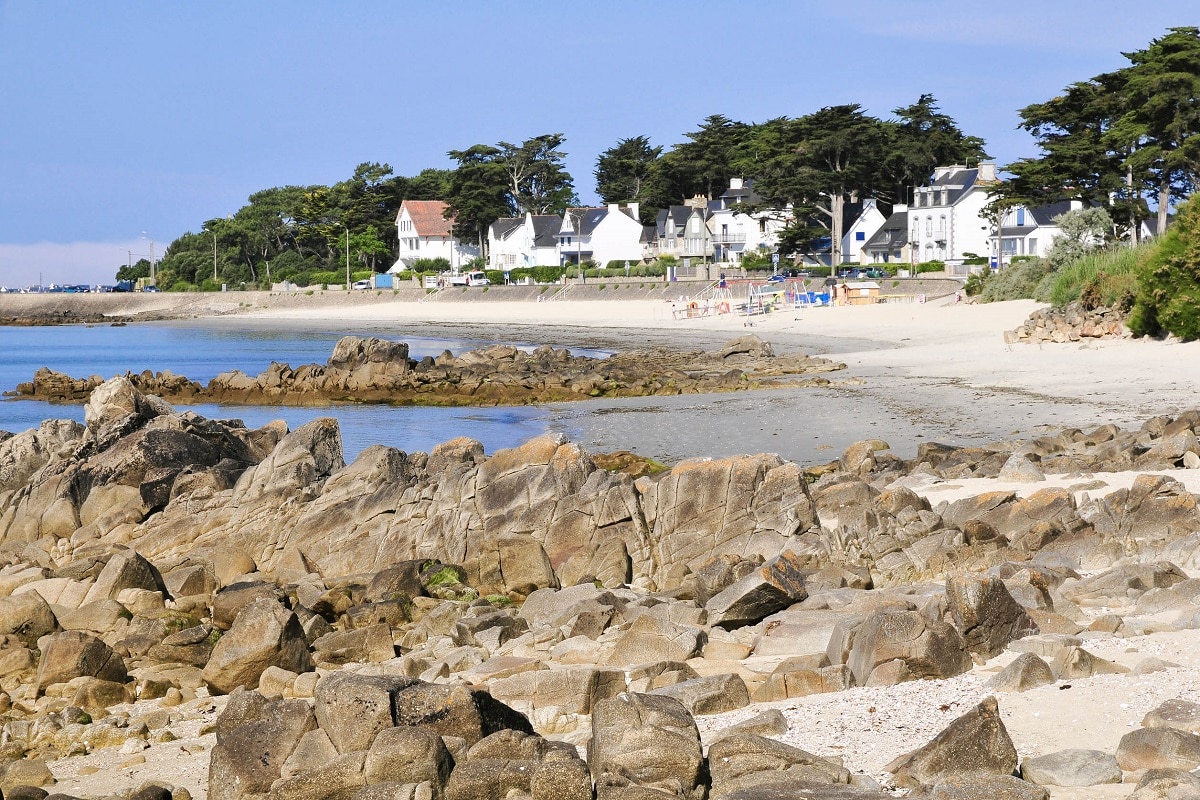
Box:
[884, 94, 989, 203]
[655, 115, 751, 203]
[750, 105, 890, 263]
[497, 133, 577, 215]
[594, 136, 663, 209]
[1114, 27, 1200, 234]
[444, 144, 513, 255]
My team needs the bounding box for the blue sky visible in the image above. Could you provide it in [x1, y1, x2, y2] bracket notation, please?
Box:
[0, 0, 1193, 286]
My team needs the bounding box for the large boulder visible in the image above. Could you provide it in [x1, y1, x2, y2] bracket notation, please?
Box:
[208, 690, 317, 800]
[1019, 748, 1122, 787]
[391, 682, 533, 747]
[844, 610, 970, 686]
[886, 696, 1018, 788]
[707, 733, 849, 796]
[81, 549, 167, 604]
[0, 590, 58, 647]
[945, 573, 1037, 660]
[606, 615, 705, 667]
[650, 673, 750, 716]
[987, 653, 1056, 693]
[36, 630, 127, 693]
[314, 672, 416, 754]
[587, 692, 704, 800]
[1117, 727, 1200, 771]
[704, 550, 809, 629]
[363, 726, 452, 788]
[201, 598, 312, 694]
[1144, 699, 1200, 733]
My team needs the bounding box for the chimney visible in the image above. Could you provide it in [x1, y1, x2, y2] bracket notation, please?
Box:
[894, 203, 908, 212]
[730, 177, 744, 190]
[607, 203, 620, 214]
[628, 202, 639, 220]
[977, 162, 997, 183]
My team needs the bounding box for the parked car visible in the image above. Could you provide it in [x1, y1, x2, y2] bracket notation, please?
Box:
[142, 285, 160, 292]
[352, 279, 372, 290]
[765, 274, 787, 283]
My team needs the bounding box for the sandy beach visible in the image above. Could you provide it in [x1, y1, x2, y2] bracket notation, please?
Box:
[222, 294, 1200, 466]
[6, 288, 1200, 464]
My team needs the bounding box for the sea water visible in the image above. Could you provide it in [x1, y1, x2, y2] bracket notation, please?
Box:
[0, 322, 598, 460]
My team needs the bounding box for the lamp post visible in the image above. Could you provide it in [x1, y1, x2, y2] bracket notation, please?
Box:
[141, 232, 155, 286]
[572, 209, 584, 285]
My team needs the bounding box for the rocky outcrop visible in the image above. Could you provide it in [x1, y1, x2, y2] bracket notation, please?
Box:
[10, 376, 1200, 798]
[13, 334, 845, 407]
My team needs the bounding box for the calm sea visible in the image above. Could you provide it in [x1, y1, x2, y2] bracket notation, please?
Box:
[0, 322, 602, 461]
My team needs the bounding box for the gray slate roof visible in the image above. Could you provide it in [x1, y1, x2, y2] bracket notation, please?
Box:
[865, 209, 909, 250]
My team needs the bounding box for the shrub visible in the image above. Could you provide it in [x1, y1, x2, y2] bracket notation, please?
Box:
[1129, 197, 1200, 339]
[915, 260, 946, 274]
[963, 269, 990, 297]
[979, 258, 1052, 302]
[412, 257, 452, 273]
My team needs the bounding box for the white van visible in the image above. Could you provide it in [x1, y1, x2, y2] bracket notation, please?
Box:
[465, 271, 490, 286]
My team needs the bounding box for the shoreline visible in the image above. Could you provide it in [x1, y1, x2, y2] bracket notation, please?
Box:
[5, 293, 1200, 468]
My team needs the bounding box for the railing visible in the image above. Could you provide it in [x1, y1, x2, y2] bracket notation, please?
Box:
[711, 233, 747, 244]
[541, 283, 574, 302]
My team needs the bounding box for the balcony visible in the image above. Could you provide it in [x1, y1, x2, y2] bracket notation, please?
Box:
[711, 233, 747, 244]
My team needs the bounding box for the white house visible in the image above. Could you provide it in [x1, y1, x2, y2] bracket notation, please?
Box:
[390, 200, 478, 271]
[863, 204, 911, 266]
[841, 198, 889, 264]
[908, 163, 998, 272]
[558, 203, 645, 266]
[488, 213, 562, 270]
[987, 200, 1086, 266]
[707, 179, 790, 263]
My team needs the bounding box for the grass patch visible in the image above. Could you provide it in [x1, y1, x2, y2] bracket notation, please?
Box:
[1043, 243, 1149, 307]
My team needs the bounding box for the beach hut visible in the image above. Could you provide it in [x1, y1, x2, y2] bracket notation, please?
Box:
[843, 281, 881, 305]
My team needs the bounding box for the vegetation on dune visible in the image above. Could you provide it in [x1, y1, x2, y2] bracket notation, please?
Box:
[1129, 196, 1200, 341]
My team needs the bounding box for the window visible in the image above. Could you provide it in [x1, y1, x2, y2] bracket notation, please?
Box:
[855, 231, 865, 241]
[925, 217, 933, 236]
[1029, 237, 1038, 255]
[911, 224, 919, 242]
[1017, 208, 1026, 226]
[937, 215, 947, 240]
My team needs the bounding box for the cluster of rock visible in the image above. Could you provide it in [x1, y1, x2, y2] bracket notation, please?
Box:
[11, 334, 844, 408]
[1005, 301, 1130, 345]
[7, 379, 1200, 796]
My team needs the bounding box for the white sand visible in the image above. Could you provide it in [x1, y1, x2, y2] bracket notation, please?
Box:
[231, 296, 1200, 466]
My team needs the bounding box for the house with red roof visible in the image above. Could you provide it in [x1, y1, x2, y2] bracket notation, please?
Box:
[390, 199, 480, 271]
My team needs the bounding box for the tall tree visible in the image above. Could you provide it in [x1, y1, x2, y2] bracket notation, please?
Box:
[444, 144, 513, 255]
[750, 105, 890, 263]
[1114, 26, 1200, 233]
[999, 27, 1200, 238]
[594, 135, 662, 208]
[884, 94, 989, 203]
[496, 133, 577, 215]
[657, 115, 752, 203]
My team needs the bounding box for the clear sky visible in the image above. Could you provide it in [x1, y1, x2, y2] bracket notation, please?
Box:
[0, 0, 1193, 287]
